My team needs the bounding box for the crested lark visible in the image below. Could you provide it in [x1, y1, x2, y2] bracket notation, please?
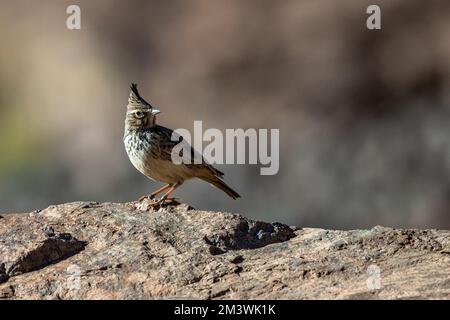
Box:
[124, 83, 240, 205]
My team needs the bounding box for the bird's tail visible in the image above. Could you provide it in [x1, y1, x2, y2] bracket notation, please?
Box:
[206, 176, 241, 200]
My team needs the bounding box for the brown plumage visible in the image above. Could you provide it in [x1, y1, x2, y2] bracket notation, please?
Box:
[123, 83, 240, 204]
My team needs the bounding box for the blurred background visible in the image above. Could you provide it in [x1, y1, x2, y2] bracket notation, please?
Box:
[1, 0, 450, 229]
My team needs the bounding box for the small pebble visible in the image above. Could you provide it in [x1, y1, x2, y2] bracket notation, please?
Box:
[229, 255, 244, 264]
[81, 202, 99, 209]
[209, 245, 226, 255]
[43, 225, 55, 237]
[59, 233, 73, 241]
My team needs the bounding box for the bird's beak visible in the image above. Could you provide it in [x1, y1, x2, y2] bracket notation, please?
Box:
[151, 108, 161, 115]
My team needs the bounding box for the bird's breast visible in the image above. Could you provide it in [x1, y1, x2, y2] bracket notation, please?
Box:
[124, 129, 195, 184]
[124, 132, 154, 178]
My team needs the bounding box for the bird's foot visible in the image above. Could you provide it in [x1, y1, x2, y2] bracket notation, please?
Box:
[135, 195, 182, 211]
[134, 197, 161, 211]
[154, 197, 181, 207]
[134, 197, 192, 212]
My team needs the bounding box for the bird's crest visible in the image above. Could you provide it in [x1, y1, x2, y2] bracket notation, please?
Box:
[128, 83, 153, 109]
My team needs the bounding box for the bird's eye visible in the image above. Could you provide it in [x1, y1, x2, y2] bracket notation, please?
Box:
[134, 111, 145, 119]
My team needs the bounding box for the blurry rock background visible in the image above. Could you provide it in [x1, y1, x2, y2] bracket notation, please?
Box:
[1, 0, 450, 229]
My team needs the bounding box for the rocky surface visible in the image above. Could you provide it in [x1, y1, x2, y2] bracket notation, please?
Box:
[0, 201, 449, 299]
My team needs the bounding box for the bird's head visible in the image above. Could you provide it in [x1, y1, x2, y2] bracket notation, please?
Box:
[125, 83, 160, 129]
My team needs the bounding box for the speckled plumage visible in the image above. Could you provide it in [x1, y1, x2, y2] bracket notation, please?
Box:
[123, 83, 240, 202]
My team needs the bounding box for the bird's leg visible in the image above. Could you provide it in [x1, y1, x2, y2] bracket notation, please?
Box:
[139, 184, 172, 201]
[155, 183, 181, 205]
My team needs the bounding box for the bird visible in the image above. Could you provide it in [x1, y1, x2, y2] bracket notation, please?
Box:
[123, 83, 241, 206]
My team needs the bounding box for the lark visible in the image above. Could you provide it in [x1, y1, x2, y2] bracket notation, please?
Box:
[124, 83, 240, 205]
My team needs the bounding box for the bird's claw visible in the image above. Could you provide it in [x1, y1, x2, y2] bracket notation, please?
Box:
[138, 196, 181, 209]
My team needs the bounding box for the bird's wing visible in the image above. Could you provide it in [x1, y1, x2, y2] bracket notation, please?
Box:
[151, 125, 224, 177]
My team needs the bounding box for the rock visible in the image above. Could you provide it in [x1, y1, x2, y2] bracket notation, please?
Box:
[0, 201, 449, 299]
[0, 216, 86, 285]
